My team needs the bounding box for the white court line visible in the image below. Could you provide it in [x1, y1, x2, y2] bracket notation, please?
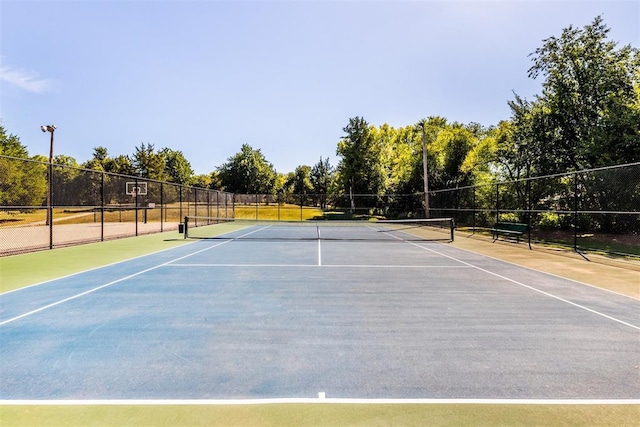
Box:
[0, 239, 238, 327]
[411, 243, 640, 331]
[0, 241, 200, 297]
[2, 398, 639, 406]
[442, 243, 640, 301]
[166, 263, 470, 268]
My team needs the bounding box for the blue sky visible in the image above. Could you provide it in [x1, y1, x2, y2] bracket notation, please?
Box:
[1, 0, 638, 175]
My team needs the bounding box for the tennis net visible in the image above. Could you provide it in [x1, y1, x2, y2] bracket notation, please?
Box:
[182, 216, 455, 242]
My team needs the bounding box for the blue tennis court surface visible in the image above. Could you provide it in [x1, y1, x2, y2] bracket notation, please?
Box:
[1, 223, 639, 401]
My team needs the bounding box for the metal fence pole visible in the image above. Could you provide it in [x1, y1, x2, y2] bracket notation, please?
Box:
[48, 163, 54, 249]
[495, 183, 500, 224]
[179, 186, 183, 220]
[526, 176, 532, 249]
[472, 187, 476, 234]
[160, 182, 164, 232]
[574, 171, 578, 252]
[135, 178, 139, 236]
[101, 172, 105, 241]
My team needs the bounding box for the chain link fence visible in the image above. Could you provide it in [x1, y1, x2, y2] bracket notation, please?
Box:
[236, 163, 639, 257]
[430, 162, 640, 257]
[2, 156, 638, 257]
[0, 156, 233, 256]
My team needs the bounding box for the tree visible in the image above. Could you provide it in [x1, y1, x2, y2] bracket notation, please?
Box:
[108, 154, 136, 176]
[160, 148, 194, 184]
[431, 124, 477, 189]
[83, 146, 109, 172]
[336, 117, 385, 213]
[191, 174, 212, 189]
[51, 155, 82, 206]
[132, 143, 168, 180]
[0, 125, 47, 208]
[216, 144, 277, 194]
[208, 171, 223, 190]
[310, 157, 334, 209]
[0, 124, 29, 158]
[286, 165, 313, 204]
[526, 15, 640, 171]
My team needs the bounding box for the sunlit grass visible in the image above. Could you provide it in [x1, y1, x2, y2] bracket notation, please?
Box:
[2, 403, 638, 427]
[234, 203, 323, 221]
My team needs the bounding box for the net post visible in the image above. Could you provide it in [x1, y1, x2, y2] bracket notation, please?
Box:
[183, 216, 189, 239]
[450, 217, 455, 242]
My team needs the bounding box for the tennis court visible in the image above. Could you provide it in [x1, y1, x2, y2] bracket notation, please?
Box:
[1, 219, 638, 402]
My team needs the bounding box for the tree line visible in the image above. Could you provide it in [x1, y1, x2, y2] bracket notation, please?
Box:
[2, 16, 639, 211]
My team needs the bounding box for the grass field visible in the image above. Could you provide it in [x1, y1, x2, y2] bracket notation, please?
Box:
[2, 402, 639, 427]
[233, 204, 323, 221]
[0, 203, 322, 226]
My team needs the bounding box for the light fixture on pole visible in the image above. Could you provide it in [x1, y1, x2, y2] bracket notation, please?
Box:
[41, 125, 56, 230]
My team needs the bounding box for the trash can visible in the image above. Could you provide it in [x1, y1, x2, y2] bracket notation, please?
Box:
[178, 223, 184, 234]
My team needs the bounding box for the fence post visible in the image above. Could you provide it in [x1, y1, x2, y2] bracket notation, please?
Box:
[574, 171, 578, 252]
[216, 191, 219, 219]
[101, 172, 105, 241]
[48, 164, 53, 249]
[179, 186, 183, 221]
[526, 176, 532, 249]
[160, 182, 164, 232]
[495, 183, 500, 224]
[472, 187, 476, 234]
[135, 178, 139, 236]
[194, 187, 198, 219]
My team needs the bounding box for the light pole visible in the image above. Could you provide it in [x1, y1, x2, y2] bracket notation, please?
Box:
[41, 125, 56, 229]
[417, 121, 430, 219]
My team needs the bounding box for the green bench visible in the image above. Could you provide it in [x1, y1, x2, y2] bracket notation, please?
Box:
[491, 222, 528, 242]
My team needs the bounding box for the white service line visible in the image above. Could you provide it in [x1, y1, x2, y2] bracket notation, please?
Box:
[166, 263, 470, 268]
[412, 243, 640, 331]
[0, 239, 234, 327]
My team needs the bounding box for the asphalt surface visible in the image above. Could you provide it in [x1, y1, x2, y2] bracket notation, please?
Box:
[1, 228, 638, 400]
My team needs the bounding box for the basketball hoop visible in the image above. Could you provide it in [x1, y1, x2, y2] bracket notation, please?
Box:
[126, 181, 148, 196]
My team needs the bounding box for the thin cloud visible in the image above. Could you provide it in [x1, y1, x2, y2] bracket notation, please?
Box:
[0, 61, 55, 93]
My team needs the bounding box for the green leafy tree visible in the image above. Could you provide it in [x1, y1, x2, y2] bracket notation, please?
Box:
[0, 125, 47, 208]
[431, 124, 477, 189]
[83, 146, 109, 172]
[399, 117, 447, 197]
[285, 165, 313, 205]
[0, 125, 29, 158]
[160, 148, 194, 184]
[191, 174, 212, 189]
[336, 117, 385, 213]
[109, 155, 136, 176]
[310, 156, 334, 209]
[526, 15, 640, 171]
[217, 144, 277, 194]
[208, 171, 223, 190]
[132, 143, 168, 181]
